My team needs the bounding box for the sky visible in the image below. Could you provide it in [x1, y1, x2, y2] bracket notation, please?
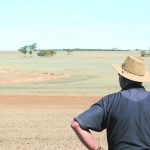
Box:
[0, 0, 150, 50]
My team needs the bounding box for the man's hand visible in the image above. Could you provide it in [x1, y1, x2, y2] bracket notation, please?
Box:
[71, 120, 100, 150]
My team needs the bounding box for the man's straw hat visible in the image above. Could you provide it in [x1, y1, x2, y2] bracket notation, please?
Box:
[112, 55, 150, 82]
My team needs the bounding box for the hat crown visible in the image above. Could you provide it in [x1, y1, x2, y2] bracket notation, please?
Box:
[121, 56, 145, 76]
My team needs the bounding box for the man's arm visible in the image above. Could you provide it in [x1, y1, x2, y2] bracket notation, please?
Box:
[71, 120, 99, 150]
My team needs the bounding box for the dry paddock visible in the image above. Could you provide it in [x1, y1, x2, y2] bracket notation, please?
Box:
[0, 95, 108, 150]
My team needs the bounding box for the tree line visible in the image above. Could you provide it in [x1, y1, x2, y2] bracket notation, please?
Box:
[19, 43, 150, 58]
[18, 43, 57, 57]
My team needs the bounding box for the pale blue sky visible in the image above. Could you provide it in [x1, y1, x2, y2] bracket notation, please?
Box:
[0, 0, 150, 50]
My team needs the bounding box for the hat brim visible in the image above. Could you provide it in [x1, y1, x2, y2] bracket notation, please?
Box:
[112, 64, 150, 82]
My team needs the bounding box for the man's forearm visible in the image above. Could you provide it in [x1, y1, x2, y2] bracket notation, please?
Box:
[71, 120, 99, 150]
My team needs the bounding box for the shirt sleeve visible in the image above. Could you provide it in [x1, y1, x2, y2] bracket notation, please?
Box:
[74, 98, 107, 132]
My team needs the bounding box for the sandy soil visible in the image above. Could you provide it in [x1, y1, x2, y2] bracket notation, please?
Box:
[0, 95, 108, 150]
[0, 67, 67, 84]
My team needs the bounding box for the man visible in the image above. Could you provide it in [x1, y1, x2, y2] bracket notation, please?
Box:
[71, 55, 150, 150]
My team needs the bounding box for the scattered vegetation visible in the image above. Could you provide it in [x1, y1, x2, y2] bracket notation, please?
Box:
[18, 43, 37, 57]
[63, 48, 130, 51]
[37, 49, 56, 57]
[140, 50, 150, 57]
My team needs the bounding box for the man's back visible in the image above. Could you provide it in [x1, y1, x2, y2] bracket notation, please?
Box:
[75, 85, 150, 150]
[104, 86, 150, 149]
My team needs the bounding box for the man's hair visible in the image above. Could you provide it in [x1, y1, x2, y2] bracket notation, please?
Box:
[122, 76, 142, 85]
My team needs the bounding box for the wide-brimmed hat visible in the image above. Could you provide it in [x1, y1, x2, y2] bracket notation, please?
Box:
[112, 55, 150, 82]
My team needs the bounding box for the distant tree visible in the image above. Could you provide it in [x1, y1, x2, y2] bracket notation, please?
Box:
[134, 48, 140, 52]
[18, 43, 37, 57]
[111, 47, 119, 51]
[37, 49, 56, 57]
[149, 47, 150, 54]
[140, 50, 150, 57]
[64, 49, 73, 55]
[18, 46, 28, 57]
[29, 50, 32, 57]
[28, 43, 37, 51]
[27, 43, 37, 57]
[49, 50, 56, 56]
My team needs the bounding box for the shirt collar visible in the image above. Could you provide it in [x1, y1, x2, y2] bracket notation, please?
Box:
[121, 84, 145, 91]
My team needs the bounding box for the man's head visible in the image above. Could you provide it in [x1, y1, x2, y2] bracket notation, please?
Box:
[112, 55, 150, 83]
[118, 74, 142, 89]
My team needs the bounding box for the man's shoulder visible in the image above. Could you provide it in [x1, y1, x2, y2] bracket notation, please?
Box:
[97, 91, 122, 107]
[102, 91, 121, 101]
[101, 88, 150, 104]
[99, 87, 150, 102]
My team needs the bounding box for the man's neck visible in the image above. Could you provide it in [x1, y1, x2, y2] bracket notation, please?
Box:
[121, 83, 144, 91]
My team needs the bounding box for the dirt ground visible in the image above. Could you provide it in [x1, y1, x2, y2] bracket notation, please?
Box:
[0, 67, 66, 84]
[0, 95, 108, 150]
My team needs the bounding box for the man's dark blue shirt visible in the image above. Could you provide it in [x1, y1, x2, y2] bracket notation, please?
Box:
[75, 85, 150, 150]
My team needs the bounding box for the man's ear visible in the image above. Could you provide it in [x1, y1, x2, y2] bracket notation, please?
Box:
[119, 75, 127, 88]
[122, 76, 126, 84]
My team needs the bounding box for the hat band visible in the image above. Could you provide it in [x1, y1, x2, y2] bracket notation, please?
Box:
[122, 66, 145, 76]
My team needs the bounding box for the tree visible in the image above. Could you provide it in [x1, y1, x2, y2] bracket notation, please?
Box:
[49, 50, 56, 56]
[18, 46, 28, 57]
[111, 47, 119, 51]
[134, 49, 140, 52]
[18, 43, 37, 57]
[64, 49, 73, 55]
[28, 43, 37, 51]
[140, 50, 150, 57]
[29, 50, 32, 57]
[27, 43, 37, 57]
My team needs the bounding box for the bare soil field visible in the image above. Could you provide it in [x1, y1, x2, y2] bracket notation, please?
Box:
[0, 67, 66, 84]
[0, 95, 107, 150]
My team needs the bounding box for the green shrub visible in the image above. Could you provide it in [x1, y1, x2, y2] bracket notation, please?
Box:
[37, 49, 56, 57]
